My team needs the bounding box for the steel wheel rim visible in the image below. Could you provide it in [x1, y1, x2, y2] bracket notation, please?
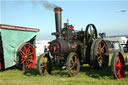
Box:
[115, 53, 125, 79]
[39, 56, 49, 75]
[70, 55, 79, 76]
[96, 40, 109, 67]
[20, 43, 36, 70]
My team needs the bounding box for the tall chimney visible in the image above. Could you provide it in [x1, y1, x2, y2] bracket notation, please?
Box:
[54, 7, 63, 39]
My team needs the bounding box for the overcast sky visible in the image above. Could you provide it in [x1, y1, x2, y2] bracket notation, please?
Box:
[1, 0, 128, 40]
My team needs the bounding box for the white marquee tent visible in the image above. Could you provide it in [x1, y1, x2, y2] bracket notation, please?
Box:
[36, 40, 51, 56]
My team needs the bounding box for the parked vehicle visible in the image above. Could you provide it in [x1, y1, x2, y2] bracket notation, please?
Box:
[37, 7, 109, 76]
[0, 24, 39, 70]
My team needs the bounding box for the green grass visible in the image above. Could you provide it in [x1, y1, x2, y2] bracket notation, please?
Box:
[0, 53, 128, 85]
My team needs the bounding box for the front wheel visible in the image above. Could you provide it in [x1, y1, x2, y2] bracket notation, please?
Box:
[66, 52, 80, 77]
[37, 53, 52, 76]
[111, 52, 125, 79]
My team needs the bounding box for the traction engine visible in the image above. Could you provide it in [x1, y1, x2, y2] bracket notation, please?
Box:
[37, 7, 109, 76]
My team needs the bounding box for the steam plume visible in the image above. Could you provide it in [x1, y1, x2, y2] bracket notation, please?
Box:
[39, 0, 59, 10]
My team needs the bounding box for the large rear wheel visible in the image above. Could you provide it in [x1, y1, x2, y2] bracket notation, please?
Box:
[91, 39, 109, 69]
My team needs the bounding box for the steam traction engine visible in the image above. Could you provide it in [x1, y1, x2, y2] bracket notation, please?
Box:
[37, 7, 109, 76]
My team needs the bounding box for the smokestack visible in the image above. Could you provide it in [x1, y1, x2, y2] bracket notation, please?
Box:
[54, 7, 63, 39]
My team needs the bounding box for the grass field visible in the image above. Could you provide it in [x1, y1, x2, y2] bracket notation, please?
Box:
[0, 53, 128, 85]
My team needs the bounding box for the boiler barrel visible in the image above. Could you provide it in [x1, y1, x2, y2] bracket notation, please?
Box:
[49, 40, 77, 56]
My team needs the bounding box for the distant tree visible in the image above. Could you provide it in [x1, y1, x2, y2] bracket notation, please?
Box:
[99, 32, 106, 38]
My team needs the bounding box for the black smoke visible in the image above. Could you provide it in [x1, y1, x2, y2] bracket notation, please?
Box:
[32, 0, 59, 10]
[40, 0, 58, 10]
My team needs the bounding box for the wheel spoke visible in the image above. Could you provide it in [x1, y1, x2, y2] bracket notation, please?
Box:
[116, 67, 121, 77]
[26, 45, 31, 52]
[21, 60, 25, 64]
[91, 30, 95, 39]
[27, 56, 32, 60]
[70, 57, 75, 71]
[90, 34, 94, 40]
[97, 48, 102, 55]
[27, 52, 34, 57]
[27, 59, 34, 63]
[100, 44, 105, 52]
[99, 41, 102, 49]
[98, 55, 102, 66]
[96, 52, 101, 55]
[40, 63, 46, 68]
[89, 26, 91, 33]
[23, 46, 27, 54]
[116, 62, 121, 68]
[75, 56, 78, 64]
[20, 50, 26, 56]
[98, 55, 102, 61]
[97, 45, 102, 54]
[44, 68, 48, 75]
[70, 65, 74, 70]
[71, 58, 74, 65]
[21, 57, 26, 64]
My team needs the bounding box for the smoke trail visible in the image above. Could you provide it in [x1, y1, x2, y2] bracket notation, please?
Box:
[115, 10, 127, 13]
[121, 10, 126, 13]
[39, 0, 59, 10]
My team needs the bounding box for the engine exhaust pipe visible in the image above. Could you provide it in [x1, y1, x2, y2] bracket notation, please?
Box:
[54, 7, 63, 39]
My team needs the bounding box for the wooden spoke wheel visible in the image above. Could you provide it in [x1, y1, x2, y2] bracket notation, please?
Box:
[84, 24, 97, 45]
[91, 39, 109, 69]
[66, 52, 80, 77]
[37, 53, 51, 76]
[111, 52, 125, 79]
[18, 43, 36, 70]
